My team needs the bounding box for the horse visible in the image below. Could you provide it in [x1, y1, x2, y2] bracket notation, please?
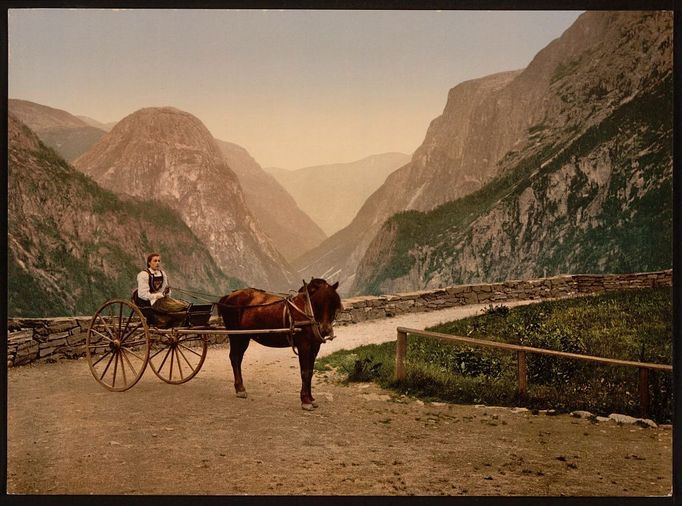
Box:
[217, 278, 343, 410]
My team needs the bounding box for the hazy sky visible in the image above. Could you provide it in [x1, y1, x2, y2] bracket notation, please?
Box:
[9, 9, 582, 169]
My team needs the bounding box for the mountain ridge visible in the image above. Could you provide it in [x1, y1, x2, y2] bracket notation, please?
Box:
[73, 106, 297, 291]
[352, 11, 673, 294]
[8, 114, 241, 317]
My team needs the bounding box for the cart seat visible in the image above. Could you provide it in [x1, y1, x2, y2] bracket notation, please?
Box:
[130, 290, 213, 328]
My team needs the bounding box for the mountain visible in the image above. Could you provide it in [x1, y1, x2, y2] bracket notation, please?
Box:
[294, 11, 673, 296]
[266, 152, 410, 236]
[77, 115, 118, 132]
[72, 107, 296, 291]
[214, 139, 327, 262]
[8, 99, 107, 161]
[8, 115, 241, 317]
[352, 11, 672, 294]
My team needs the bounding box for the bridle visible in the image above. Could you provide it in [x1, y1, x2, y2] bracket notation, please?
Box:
[285, 279, 337, 346]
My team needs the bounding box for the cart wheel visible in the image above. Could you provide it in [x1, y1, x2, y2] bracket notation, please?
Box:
[149, 331, 208, 384]
[86, 299, 150, 392]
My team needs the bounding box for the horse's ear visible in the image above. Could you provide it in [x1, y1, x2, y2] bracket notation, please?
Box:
[332, 281, 339, 290]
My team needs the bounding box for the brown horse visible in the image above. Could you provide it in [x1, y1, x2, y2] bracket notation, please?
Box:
[217, 278, 343, 410]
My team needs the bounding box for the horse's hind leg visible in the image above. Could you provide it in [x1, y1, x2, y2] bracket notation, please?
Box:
[228, 336, 250, 398]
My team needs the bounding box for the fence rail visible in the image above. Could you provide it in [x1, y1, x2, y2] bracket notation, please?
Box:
[395, 327, 672, 418]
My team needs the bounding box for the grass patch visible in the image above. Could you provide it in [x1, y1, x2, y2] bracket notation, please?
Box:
[317, 287, 672, 422]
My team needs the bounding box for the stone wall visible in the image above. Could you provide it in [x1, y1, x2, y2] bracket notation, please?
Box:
[7, 270, 672, 367]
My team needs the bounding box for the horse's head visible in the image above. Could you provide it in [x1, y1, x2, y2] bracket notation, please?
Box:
[299, 278, 344, 338]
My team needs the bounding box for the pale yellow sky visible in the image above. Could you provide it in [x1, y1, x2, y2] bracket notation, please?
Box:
[9, 9, 582, 169]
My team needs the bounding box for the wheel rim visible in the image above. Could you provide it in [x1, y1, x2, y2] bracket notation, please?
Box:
[149, 332, 207, 384]
[86, 299, 150, 391]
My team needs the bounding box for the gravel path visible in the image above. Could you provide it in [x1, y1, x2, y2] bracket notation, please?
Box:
[7, 301, 673, 496]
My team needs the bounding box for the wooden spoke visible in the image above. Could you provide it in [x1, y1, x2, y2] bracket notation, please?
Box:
[121, 349, 139, 378]
[99, 352, 116, 381]
[120, 320, 142, 344]
[123, 348, 145, 362]
[176, 346, 193, 368]
[95, 315, 117, 342]
[117, 303, 124, 339]
[90, 328, 114, 343]
[92, 349, 114, 368]
[178, 342, 203, 358]
[120, 307, 135, 340]
[168, 348, 175, 381]
[157, 346, 173, 373]
[112, 352, 120, 388]
[175, 347, 184, 381]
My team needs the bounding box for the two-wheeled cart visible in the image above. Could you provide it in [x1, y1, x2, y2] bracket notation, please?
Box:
[85, 297, 302, 391]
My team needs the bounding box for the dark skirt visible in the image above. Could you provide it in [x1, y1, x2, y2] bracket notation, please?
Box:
[152, 296, 191, 327]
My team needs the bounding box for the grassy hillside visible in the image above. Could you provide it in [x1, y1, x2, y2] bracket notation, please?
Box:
[317, 288, 672, 422]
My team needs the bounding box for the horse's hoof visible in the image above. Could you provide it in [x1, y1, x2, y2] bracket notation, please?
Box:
[311, 401, 319, 408]
[301, 403, 314, 411]
[236, 391, 248, 399]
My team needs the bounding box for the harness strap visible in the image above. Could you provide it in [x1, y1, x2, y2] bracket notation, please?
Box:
[282, 301, 298, 356]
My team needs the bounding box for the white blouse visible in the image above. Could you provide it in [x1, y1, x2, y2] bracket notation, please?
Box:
[136, 269, 170, 306]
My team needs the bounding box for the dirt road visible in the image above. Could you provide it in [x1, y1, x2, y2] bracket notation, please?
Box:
[7, 302, 673, 496]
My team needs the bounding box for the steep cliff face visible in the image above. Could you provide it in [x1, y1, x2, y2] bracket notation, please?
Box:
[73, 107, 296, 290]
[353, 11, 672, 294]
[267, 152, 410, 236]
[214, 139, 326, 262]
[296, 10, 672, 295]
[8, 99, 107, 161]
[8, 115, 240, 317]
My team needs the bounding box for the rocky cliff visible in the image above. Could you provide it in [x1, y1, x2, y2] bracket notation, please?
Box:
[8, 99, 107, 161]
[73, 107, 296, 290]
[295, 11, 673, 295]
[214, 139, 326, 262]
[352, 11, 672, 294]
[8, 115, 241, 317]
[267, 152, 410, 236]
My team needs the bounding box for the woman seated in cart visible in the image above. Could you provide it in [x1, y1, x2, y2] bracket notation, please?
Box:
[135, 252, 190, 327]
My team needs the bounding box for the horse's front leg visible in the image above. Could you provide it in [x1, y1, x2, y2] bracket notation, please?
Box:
[298, 341, 316, 410]
[307, 342, 321, 408]
[229, 336, 250, 398]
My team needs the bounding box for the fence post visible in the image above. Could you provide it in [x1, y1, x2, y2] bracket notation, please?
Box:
[395, 330, 407, 381]
[517, 350, 527, 400]
[638, 367, 650, 419]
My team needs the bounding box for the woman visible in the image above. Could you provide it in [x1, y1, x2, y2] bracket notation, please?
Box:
[136, 252, 190, 327]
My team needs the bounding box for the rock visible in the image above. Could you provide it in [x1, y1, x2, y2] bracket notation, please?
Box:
[47, 319, 77, 333]
[635, 419, 657, 429]
[608, 413, 639, 424]
[595, 416, 610, 423]
[8, 330, 34, 345]
[571, 410, 593, 419]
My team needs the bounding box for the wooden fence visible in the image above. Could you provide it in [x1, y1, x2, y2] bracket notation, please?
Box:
[395, 327, 672, 418]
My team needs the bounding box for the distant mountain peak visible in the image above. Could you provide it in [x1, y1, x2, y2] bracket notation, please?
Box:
[73, 106, 296, 290]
